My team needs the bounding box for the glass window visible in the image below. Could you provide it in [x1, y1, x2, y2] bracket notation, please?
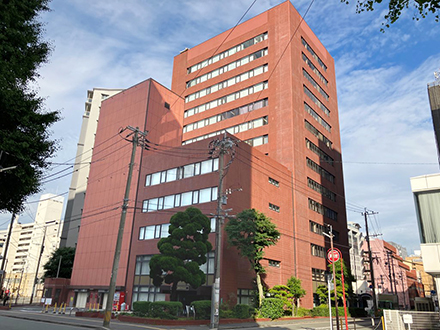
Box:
[141, 258, 150, 275]
[213, 158, 219, 171]
[166, 168, 177, 182]
[193, 191, 199, 204]
[201, 159, 213, 174]
[139, 227, 145, 240]
[161, 224, 170, 238]
[145, 175, 151, 186]
[142, 200, 148, 212]
[164, 195, 174, 209]
[155, 225, 161, 239]
[145, 226, 155, 239]
[151, 173, 161, 186]
[148, 198, 158, 212]
[194, 162, 201, 175]
[212, 187, 218, 201]
[174, 194, 181, 207]
[199, 188, 212, 203]
[158, 197, 164, 210]
[181, 192, 192, 206]
[184, 164, 194, 178]
[211, 218, 216, 232]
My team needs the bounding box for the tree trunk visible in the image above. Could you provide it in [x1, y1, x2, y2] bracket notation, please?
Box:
[256, 273, 263, 307]
[170, 281, 178, 301]
[292, 300, 295, 317]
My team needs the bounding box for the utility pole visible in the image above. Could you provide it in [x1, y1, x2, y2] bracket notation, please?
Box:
[209, 134, 235, 330]
[0, 213, 16, 286]
[362, 209, 378, 316]
[56, 255, 63, 278]
[30, 220, 58, 304]
[103, 126, 148, 328]
[323, 225, 339, 330]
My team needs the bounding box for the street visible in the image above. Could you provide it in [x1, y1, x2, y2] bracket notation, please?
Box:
[0, 307, 379, 330]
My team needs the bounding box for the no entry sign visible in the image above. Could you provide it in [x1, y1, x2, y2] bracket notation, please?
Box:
[327, 248, 341, 263]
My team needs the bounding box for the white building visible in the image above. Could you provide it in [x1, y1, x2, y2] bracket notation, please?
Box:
[348, 221, 367, 294]
[2, 193, 64, 303]
[60, 88, 122, 248]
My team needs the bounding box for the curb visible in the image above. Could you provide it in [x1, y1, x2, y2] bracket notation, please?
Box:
[0, 313, 97, 329]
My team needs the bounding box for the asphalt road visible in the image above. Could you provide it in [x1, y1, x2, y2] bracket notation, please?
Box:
[0, 307, 379, 330]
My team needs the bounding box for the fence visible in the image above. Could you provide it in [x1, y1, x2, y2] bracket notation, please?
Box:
[383, 309, 440, 329]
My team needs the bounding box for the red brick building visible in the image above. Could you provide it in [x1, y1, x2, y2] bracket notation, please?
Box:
[69, 1, 348, 309]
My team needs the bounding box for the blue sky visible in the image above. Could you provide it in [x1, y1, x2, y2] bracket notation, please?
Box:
[1, 0, 439, 254]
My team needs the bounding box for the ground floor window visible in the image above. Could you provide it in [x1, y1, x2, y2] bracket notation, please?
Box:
[132, 285, 165, 303]
[237, 288, 254, 305]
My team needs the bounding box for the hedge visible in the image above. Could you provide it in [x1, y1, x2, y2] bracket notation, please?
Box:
[191, 300, 211, 320]
[150, 301, 182, 320]
[132, 301, 151, 316]
[260, 298, 285, 319]
[234, 304, 251, 319]
[311, 305, 350, 317]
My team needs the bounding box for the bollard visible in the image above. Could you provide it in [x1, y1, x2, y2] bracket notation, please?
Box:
[58, 302, 64, 314]
[62, 302, 66, 314]
[53, 302, 57, 314]
[45, 304, 49, 313]
[93, 303, 96, 311]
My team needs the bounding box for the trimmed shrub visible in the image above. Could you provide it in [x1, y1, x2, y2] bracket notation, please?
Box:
[191, 300, 211, 320]
[133, 301, 151, 316]
[296, 307, 312, 317]
[311, 305, 350, 317]
[150, 301, 182, 320]
[234, 304, 251, 319]
[220, 309, 235, 318]
[260, 298, 285, 320]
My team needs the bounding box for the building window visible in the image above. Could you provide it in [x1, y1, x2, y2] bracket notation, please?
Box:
[184, 81, 268, 118]
[304, 102, 331, 133]
[237, 289, 255, 305]
[312, 268, 326, 282]
[187, 32, 268, 74]
[164, 102, 170, 110]
[303, 69, 329, 100]
[268, 259, 280, 267]
[308, 198, 337, 221]
[304, 85, 330, 116]
[306, 158, 335, 183]
[268, 177, 279, 187]
[186, 48, 268, 88]
[142, 187, 218, 213]
[311, 244, 325, 258]
[301, 37, 327, 71]
[183, 98, 267, 130]
[145, 158, 219, 187]
[302, 52, 328, 86]
[307, 177, 336, 201]
[306, 139, 334, 166]
[269, 203, 280, 212]
[185, 65, 268, 103]
[305, 120, 332, 149]
[199, 251, 215, 274]
[244, 134, 268, 147]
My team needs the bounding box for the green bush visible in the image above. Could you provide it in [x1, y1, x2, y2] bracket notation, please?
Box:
[132, 301, 151, 316]
[311, 305, 350, 317]
[349, 307, 367, 317]
[191, 300, 211, 320]
[234, 304, 251, 319]
[150, 301, 182, 320]
[220, 309, 235, 318]
[260, 298, 285, 319]
[296, 307, 312, 317]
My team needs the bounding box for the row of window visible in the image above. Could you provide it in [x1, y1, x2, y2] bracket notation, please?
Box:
[306, 158, 335, 183]
[269, 203, 280, 212]
[307, 177, 336, 201]
[187, 32, 268, 74]
[306, 139, 334, 166]
[186, 65, 268, 103]
[244, 134, 269, 147]
[183, 99, 268, 133]
[304, 103, 331, 133]
[186, 48, 268, 88]
[145, 158, 219, 186]
[312, 268, 326, 282]
[311, 243, 326, 258]
[303, 69, 329, 101]
[268, 177, 279, 187]
[305, 120, 332, 149]
[142, 187, 218, 212]
[138, 219, 216, 241]
[184, 81, 268, 118]
[268, 259, 280, 267]
[309, 220, 339, 241]
[302, 53, 328, 86]
[301, 37, 327, 71]
[304, 85, 330, 117]
[308, 198, 338, 221]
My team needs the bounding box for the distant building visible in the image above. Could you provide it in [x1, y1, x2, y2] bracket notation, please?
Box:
[404, 255, 435, 298]
[388, 241, 408, 259]
[1, 194, 64, 304]
[347, 222, 366, 294]
[60, 88, 123, 248]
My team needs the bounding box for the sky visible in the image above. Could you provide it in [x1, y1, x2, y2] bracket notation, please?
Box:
[1, 0, 439, 255]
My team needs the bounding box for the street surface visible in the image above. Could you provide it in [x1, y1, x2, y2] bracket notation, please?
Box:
[0, 306, 379, 330]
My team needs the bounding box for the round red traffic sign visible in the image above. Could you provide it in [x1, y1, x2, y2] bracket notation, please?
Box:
[327, 248, 340, 263]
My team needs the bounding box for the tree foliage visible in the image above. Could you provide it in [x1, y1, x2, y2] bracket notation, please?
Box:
[0, 0, 60, 213]
[225, 208, 280, 307]
[342, 0, 440, 29]
[43, 247, 76, 279]
[316, 260, 355, 305]
[149, 207, 212, 301]
[287, 276, 306, 315]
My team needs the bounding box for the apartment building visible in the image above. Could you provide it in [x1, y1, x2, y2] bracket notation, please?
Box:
[347, 222, 366, 293]
[69, 1, 348, 309]
[60, 88, 123, 248]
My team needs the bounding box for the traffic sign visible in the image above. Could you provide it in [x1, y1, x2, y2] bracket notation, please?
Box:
[327, 248, 341, 263]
